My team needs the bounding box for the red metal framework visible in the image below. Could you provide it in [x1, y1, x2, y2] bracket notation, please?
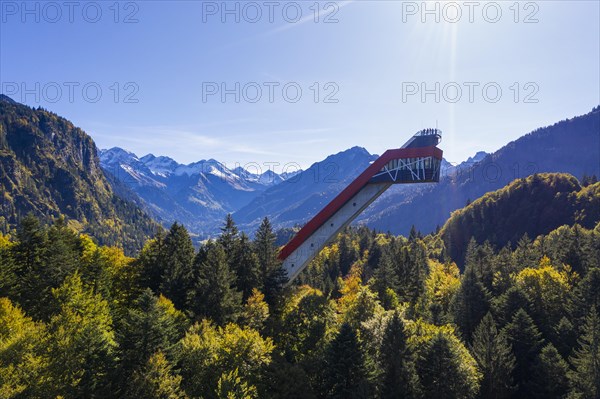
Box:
[278, 145, 443, 262]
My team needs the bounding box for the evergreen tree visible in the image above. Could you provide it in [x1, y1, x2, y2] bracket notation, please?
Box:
[189, 241, 242, 325]
[379, 311, 421, 399]
[338, 233, 359, 276]
[321, 323, 372, 399]
[569, 268, 600, 330]
[13, 214, 50, 319]
[409, 225, 419, 241]
[513, 234, 540, 271]
[119, 289, 188, 375]
[137, 229, 166, 293]
[403, 239, 430, 308]
[44, 217, 82, 284]
[125, 351, 188, 399]
[464, 239, 495, 291]
[254, 217, 287, 306]
[234, 233, 262, 301]
[492, 285, 531, 327]
[528, 344, 570, 399]
[261, 359, 317, 399]
[471, 313, 515, 399]
[416, 332, 480, 399]
[453, 264, 491, 342]
[502, 309, 544, 398]
[160, 223, 196, 310]
[554, 316, 578, 359]
[217, 214, 239, 260]
[568, 307, 600, 399]
[371, 248, 400, 309]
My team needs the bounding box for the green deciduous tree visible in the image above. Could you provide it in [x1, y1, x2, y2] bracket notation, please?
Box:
[0, 233, 16, 299]
[46, 272, 118, 398]
[125, 351, 188, 399]
[215, 368, 258, 399]
[242, 288, 269, 331]
[0, 297, 47, 398]
[178, 320, 274, 399]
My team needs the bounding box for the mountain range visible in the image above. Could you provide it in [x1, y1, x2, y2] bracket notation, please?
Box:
[1, 93, 598, 249]
[0, 95, 157, 254]
[88, 106, 600, 237]
[98, 147, 300, 235]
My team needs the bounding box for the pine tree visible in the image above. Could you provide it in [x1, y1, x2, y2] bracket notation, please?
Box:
[502, 309, 544, 398]
[371, 248, 400, 309]
[569, 268, 600, 330]
[554, 316, 578, 359]
[338, 233, 359, 276]
[321, 323, 372, 399]
[44, 217, 82, 286]
[13, 214, 50, 319]
[261, 359, 317, 399]
[464, 239, 495, 291]
[189, 241, 242, 325]
[492, 285, 531, 327]
[404, 239, 430, 307]
[218, 214, 239, 260]
[470, 313, 515, 399]
[409, 225, 419, 242]
[234, 233, 262, 301]
[453, 264, 491, 342]
[125, 351, 188, 399]
[254, 217, 287, 306]
[513, 233, 540, 270]
[528, 344, 570, 399]
[160, 223, 196, 310]
[137, 229, 166, 292]
[119, 289, 188, 375]
[379, 311, 421, 399]
[568, 307, 600, 399]
[416, 332, 480, 399]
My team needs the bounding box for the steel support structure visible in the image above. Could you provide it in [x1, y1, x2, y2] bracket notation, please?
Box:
[279, 130, 443, 283]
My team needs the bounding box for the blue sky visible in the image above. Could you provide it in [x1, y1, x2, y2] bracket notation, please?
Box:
[1, 0, 599, 169]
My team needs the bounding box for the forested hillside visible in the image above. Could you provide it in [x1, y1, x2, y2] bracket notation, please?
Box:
[0, 95, 157, 254]
[441, 173, 600, 266]
[1, 175, 599, 398]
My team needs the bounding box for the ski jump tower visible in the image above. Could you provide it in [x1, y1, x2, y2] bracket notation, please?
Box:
[278, 129, 443, 283]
